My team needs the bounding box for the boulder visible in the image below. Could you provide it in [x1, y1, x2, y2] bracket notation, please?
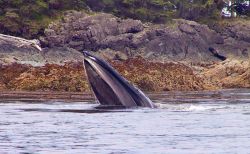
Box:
[0, 33, 84, 66]
[41, 11, 144, 51]
[42, 11, 250, 63]
[201, 59, 250, 88]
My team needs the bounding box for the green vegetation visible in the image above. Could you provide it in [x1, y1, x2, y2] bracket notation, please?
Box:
[0, 0, 249, 38]
[0, 0, 88, 38]
[86, 0, 220, 22]
[226, 0, 250, 16]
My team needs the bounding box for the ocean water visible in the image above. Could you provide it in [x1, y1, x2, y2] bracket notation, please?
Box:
[0, 89, 250, 154]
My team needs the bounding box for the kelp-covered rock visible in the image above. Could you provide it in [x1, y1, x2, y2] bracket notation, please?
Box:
[0, 57, 249, 92]
[8, 63, 89, 92]
[111, 57, 211, 91]
[201, 59, 250, 89]
[0, 81, 6, 90]
[0, 58, 211, 92]
[0, 63, 29, 89]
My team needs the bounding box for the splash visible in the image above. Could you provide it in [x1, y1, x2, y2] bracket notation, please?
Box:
[156, 103, 230, 112]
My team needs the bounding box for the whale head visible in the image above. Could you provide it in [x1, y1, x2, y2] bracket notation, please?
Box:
[82, 51, 155, 108]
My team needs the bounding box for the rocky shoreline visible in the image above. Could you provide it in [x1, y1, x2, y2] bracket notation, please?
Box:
[0, 11, 249, 92]
[0, 58, 249, 92]
[0, 91, 93, 101]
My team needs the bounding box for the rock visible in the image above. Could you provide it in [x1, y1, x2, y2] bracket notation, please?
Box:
[41, 11, 250, 63]
[209, 20, 250, 59]
[118, 19, 144, 34]
[0, 45, 84, 66]
[41, 11, 144, 51]
[179, 23, 196, 35]
[100, 34, 133, 51]
[0, 33, 85, 65]
[212, 20, 250, 43]
[94, 49, 128, 61]
[7, 63, 90, 92]
[1, 12, 249, 92]
[0, 58, 211, 92]
[201, 59, 250, 88]
[0, 83, 6, 90]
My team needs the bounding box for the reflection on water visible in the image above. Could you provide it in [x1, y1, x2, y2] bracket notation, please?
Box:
[0, 89, 250, 153]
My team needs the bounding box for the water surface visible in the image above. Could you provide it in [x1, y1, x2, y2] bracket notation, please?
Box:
[1, 89, 250, 153]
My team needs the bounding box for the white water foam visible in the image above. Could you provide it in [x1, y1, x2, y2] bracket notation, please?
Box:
[184, 105, 217, 111]
[156, 103, 230, 112]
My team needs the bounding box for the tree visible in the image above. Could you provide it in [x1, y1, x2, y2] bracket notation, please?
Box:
[225, 0, 250, 16]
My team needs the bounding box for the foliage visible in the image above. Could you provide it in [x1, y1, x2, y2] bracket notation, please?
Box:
[84, 0, 221, 22]
[227, 0, 250, 16]
[1, 0, 248, 38]
[0, 0, 88, 38]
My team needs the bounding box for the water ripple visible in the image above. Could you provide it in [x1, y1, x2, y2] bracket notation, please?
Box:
[0, 89, 250, 153]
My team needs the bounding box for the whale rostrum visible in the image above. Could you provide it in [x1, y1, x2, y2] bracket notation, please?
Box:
[82, 51, 155, 108]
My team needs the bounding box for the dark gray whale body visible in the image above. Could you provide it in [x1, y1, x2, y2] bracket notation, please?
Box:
[82, 51, 155, 108]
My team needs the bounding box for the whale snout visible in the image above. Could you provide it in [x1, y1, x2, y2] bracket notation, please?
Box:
[82, 51, 92, 58]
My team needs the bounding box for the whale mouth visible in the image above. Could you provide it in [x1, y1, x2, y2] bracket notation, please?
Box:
[82, 51, 155, 108]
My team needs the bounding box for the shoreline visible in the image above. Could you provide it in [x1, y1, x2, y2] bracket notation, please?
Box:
[0, 12, 249, 93]
[1, 59, 249, 93]
[1, 88, 249, 102]
[0, 91, 94, 102]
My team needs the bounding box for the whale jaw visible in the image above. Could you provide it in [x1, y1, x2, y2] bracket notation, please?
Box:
[83, 51, 155, 108]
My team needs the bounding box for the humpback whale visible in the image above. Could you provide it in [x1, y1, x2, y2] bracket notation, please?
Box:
[82, 51, 155, 108]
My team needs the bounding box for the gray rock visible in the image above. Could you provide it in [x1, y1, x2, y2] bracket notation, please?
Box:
[41, 11, 144, 52]
[1, 11, 250, 65]
[0, 34, 83, 66]
[179, 24, 196, 35]
[38, 11, 250, 63]
[118, 19, 144, 34]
